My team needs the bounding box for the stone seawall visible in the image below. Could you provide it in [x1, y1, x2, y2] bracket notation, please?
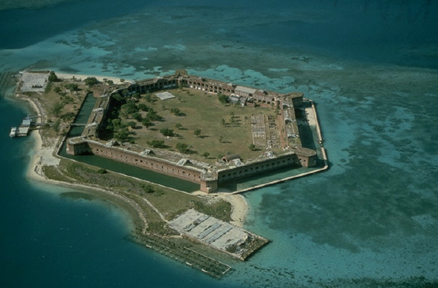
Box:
[217, 153, 299, 183]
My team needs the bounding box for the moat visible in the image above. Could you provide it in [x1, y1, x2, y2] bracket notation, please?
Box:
[14, 69, 327, 278]
[65, 70, 327, 193]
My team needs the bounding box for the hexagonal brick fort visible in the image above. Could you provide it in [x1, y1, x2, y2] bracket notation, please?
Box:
[66, 70, 318, 193]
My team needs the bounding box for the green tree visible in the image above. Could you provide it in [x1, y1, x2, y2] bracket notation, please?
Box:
[52, 119, 61, 132]
[176, 142, 189, 153]
[142, 118, 152, 129]
[249, 144, 256, 151]
[145, 92, 153, 103]
[122, 89, 130, 97]
[64, 83, 78, 91]
[132, 112, 142, 122]
[132, 92, 141, 100]
[112, 118, 121, 129]
[194, 129, 201, 137]
[139, 103, 149, 111]
[202, 152, 210, 159]
[147, 109, 161, 121]
[230, 112, 236, 125]
[127, 121, 136, 129]
[84, 77, 98, 87]
[114, 128, 130, 142]
[60, 112, 75, 121]
[175, 123, 182, 130]
[121, 102, 139, 115]
[51, 102, 64, 117]
[143, 185, 155, 194]
[219, 136, 223, 143]
[170, 108, 183, 116]
[48, 71, 59, 82]
[147, 140, 165, 148]
[218, 94, 229, 104]
[160, 128, 174, 137]
[112, 93, 124, 102]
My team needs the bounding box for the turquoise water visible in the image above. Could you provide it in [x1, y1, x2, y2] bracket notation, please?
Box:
[1, 1, 438, 287]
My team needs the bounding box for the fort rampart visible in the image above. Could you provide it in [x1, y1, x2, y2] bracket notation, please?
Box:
[67, 72, 319, 193]
[67, 139, 204, 184]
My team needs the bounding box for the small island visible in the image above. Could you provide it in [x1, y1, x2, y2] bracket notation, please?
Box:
[12, 69, 327, 278]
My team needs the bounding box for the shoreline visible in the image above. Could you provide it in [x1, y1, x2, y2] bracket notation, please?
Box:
[25, 127, 248, 229]
[55, 72, 135, 85]
[15, 69, 249, 230]
[16, 68, 327, 230]
[25, 131, 147, 231]
[214, 193, 248, 227]
[21, 93, 248, 229]
[20, 91, 149, 232]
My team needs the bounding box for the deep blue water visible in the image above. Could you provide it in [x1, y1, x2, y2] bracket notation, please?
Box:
[0, 99, 239, 288]
[1, 1, 438, 287]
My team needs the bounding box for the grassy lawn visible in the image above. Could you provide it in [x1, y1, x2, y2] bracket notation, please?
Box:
[26, 78, 89, 138]
[121, 88, 277, 163]
[54, 159, 231, 232]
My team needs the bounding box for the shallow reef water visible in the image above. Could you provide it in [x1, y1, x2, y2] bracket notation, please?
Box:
[1, 1, 438, 287]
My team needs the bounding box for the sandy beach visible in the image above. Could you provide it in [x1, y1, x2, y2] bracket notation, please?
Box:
[21, 90, 149, 232]
[55, 72, 135, 84]
[26, 130, 149, 232]
[25, 128, 248, 230]
[214, 193, 248, 227]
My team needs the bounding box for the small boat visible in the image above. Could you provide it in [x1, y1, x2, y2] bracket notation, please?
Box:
[9, 127, 17, 137]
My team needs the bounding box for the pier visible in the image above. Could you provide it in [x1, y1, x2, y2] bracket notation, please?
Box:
[0, 72, 13, 98]
[126, 231, 232, 278]
[9, 115, 49, 137]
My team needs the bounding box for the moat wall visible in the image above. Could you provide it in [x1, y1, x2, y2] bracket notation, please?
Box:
[217, 153, 300, 183]
[67, 138, 316, 193]
[65, 73, 318, 193]
[67, 140, 204, 184]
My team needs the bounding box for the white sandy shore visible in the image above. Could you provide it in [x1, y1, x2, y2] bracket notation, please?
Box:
[22, 92, 148, 231]
[216, 193, 248, 227]
[26, 129, 248, 228]
[26, 133, 248, 228]
[194, 192, 248, 227]
[55, 72, 135, 84]
[26, 131, 149, 233]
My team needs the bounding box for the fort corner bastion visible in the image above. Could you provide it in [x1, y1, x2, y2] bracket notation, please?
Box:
[66, 71, 322, 193]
